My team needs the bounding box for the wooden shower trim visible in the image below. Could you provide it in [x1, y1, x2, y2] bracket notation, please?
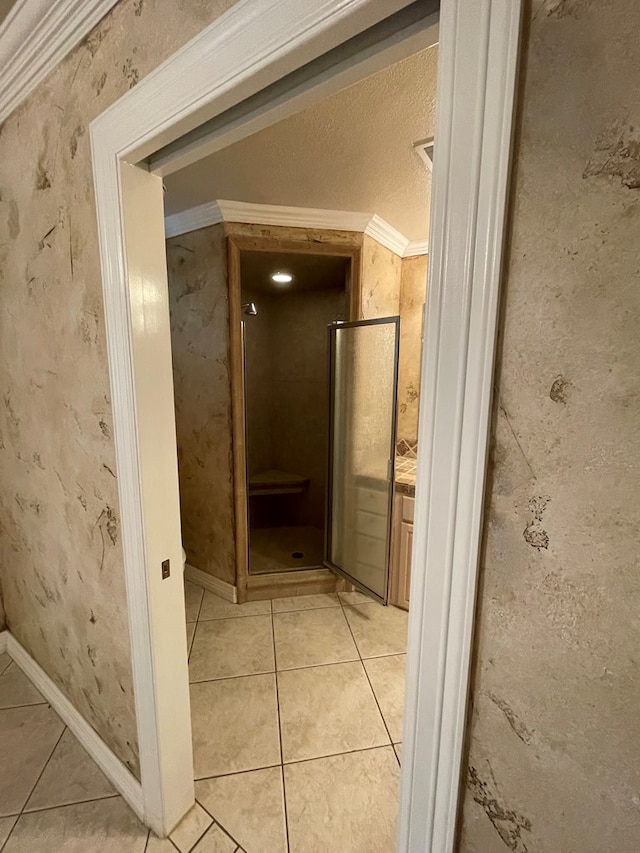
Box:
[227, 233, 361, 602]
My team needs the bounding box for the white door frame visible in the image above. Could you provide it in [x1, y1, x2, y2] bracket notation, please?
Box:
[90, 0, 522, 843]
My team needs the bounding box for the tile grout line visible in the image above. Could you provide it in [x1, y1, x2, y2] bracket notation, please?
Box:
[270, 598, 292, 853]
[194, 803, 244, 851]
[186, 583, 206, 663]
[193, 741, 398, 781]
[0, 699, 49, 711]
[0, 816, 18, 853]
[21, 793, 121, 817]
[1, 722, 68, 850]
[338, 598, 397, 753]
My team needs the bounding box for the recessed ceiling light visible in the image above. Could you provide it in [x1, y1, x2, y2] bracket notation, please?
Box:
[271, 271, 293, 284]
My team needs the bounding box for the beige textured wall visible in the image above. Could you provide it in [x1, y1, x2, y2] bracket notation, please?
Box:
[166, 224, 236, 585]
[0, 0, 236, 776]
[458, 2, 640, 851]
[397, 255, 428, 444]
[360, 235, 401, 320]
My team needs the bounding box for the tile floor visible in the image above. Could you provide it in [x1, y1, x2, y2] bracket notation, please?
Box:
[0, 584, 407, 853]
[186, 583, 408, 853]
[0, 650, 245, 852]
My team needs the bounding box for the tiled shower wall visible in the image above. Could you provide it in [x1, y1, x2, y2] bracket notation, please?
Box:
[243, 287, 346, 529]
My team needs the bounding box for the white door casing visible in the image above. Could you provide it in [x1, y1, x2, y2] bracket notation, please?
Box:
[89, 0, 522, 844]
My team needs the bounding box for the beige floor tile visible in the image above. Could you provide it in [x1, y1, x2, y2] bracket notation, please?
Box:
[199, 592, 271, 621]
[343, 603, 408, 658]
[191, 823, 237, 852]
[278, 662, 389, 763]
[338, 590, 372, 606]
[363, 654, 406, 742]
[0, 664, 47, 710]
[190, 675, 280, 778]
[284, 747, 400, 853]
[0, 654, 11, 676]
[170, 802, 212, 852]
[185, 581, 205, 622]
[394, 743, 402, 763]
[0, 704, 64, 816]
[273, 608, 358, 670]
[0, 816, 17, 848]
[3, 797, 148, 852]
[271, 593, 340, 613]
[196, 767, 286, 853]
[25, 728, 116, 811]
[145, 834, 175, 852]
[189, 616, 274, 682]
[186, 622, 197, 657]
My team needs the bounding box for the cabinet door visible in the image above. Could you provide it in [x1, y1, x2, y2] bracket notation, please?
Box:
[395, 521, 413, 611]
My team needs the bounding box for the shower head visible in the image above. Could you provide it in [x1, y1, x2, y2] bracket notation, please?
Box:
[241, 302, 258, 316]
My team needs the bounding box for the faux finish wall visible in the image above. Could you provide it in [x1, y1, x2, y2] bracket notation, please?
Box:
[0, 0, 236, 776]
[397, 255, 428, 444]
[166, 224, 236, 585]
[458, 2, 640, 851]
[360, 235, 401, 320]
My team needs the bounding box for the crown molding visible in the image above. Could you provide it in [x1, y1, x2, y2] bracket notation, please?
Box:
[217, 199, 372, 234]
[0, 0, 118, 123]
[363, 213, 409, 257]
[165, 199, 428, 257]
[404, 239, 430, 257]
[164, 200, 223, 239]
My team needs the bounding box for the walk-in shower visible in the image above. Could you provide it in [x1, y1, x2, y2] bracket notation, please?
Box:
[240, 249, 348, 575]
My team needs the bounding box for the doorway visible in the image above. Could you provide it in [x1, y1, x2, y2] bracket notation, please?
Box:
[90, 0, 522, 844]
[241, 250, 348, 575]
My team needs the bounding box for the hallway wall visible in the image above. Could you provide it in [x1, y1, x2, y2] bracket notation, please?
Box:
[458, 2, 640, 850]
[0, 0, 238, 778]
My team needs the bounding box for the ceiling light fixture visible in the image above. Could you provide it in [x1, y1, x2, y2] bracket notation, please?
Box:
[271, 271, 293, 284]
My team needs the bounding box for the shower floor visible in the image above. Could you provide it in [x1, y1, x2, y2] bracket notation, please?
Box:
[249, 525, 325, 574]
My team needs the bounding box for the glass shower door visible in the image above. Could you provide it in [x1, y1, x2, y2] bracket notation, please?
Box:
[325, 317, 400, 603]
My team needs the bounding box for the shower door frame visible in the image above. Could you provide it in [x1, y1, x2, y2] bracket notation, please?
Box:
[325, 315, 401, 605]
[227, 233, 362, 603]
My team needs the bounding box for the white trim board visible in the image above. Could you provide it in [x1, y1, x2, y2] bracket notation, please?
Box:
[5, 631, 144, 819]
[0, 0, 119, 124]
[164, 199, 429, 257]
[0, 629, 7, 655]
[398, 1, 523, 850]
[89, 0, 522, 844]
[185, 564, 237, 604]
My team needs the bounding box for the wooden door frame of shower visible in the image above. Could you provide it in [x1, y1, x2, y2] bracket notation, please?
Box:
[227, 233, 362, 603]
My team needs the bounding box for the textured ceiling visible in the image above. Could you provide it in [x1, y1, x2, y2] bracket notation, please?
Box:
[240, 251, 349, 294]
[164, 45, 438, 242]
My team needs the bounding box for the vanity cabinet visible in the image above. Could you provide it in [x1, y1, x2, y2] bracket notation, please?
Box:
[390, 494, 414, 611]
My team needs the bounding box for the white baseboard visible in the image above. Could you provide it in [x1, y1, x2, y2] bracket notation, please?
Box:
[184, 563, 237, 603]
[5, 632, 144, 821]
[0, 630, 7, 654]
